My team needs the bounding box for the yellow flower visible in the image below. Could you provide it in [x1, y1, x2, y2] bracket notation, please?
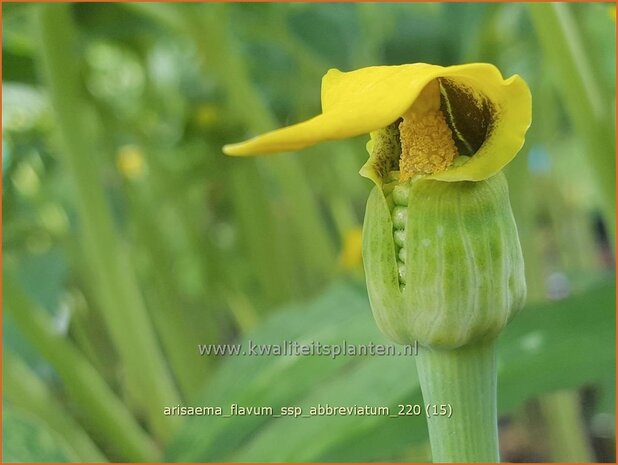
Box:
[223, 64, 531, 184]
[116, 144, 146, 180]
[339, 227, 363, 270]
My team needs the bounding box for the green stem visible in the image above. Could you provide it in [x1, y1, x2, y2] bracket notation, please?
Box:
[34, 3, 180, 439]
[540, 390, 594, 462]
[128, 189, 207, 400]
[528, 3, 616, 246]
[230, 160, 297, 303]
[190, 4, 336, 286]
[121, 153, 221, 397]
[416, 341, 499, 462]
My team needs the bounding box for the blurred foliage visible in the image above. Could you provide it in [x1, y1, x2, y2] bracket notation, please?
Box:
[168, 281, 614, 462]
[3, 408, 75, 463]
[2, 2, 615, 462]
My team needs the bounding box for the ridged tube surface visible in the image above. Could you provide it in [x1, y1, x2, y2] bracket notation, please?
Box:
[363, 171, 526, 349]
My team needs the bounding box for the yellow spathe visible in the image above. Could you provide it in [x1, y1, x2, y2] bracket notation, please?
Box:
[223, 63, 531, 182]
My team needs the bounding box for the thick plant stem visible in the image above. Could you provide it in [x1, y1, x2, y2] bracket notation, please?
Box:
[35, 4, 180, 439]
[416, 341, 499, 462]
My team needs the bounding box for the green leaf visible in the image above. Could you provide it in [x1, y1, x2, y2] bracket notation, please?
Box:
[497, 278, 615, 412]
[167, 279, 614, 461]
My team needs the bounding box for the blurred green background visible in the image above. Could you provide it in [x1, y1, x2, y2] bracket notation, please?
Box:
[2, 2, 616, 462]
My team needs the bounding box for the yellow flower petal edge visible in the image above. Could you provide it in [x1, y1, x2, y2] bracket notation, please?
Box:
[223, 63, 531, 182]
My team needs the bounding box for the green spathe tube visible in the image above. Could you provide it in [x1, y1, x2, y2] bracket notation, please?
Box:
[362, 171, 526, 349]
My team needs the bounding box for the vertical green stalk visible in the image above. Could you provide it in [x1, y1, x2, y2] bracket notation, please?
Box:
[416, 342, 499, 462]
[35, 3, 180, 439]
[540, 390, 594, 461]
[126, 187, 208, 400]
[4, 277, 159, 462]
[230, 161, 298, 302]
[505, 15, 605, 455]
